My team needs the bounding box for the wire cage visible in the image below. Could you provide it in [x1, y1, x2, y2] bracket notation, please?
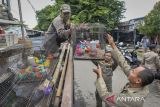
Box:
[0, 34, 18, 48]
[72, 23, 106, 60]
[0, 43, 71, 107]
[0, 57, 56, 107]
[0, 46, 57, 107]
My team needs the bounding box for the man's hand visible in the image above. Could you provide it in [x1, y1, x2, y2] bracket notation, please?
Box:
[106, 34, 116, 49]
[93, 65, 103, 78]
[64, 29, 71, 37]
[66, 22, 73, 36]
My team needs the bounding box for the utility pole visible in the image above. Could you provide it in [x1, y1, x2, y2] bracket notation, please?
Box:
[18, 0, 25, 39]
[6, 0, 11, 11]
[2, 0, 5, 5]
[133, 29, 136, 48]
[18, 0, 27, 67]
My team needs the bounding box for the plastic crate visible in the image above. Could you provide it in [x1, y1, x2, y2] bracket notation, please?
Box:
[18, 38, 32, 48]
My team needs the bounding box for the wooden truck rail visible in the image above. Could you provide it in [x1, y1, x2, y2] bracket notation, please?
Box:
[27, 43, 74, 107]
[0, 43, 74, 107]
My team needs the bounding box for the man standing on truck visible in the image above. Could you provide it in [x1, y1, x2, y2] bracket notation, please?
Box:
[44, 4, 72, 54]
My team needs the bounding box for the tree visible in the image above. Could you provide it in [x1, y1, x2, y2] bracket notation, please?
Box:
[138, 1, 160, 38]
[34, 4, 61, 31]
[34, 0, 125, 31]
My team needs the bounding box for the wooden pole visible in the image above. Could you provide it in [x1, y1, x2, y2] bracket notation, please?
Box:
[53, 44, 70, 107]
[18, 0, 25, 39]
[50, 44, 67, 86]
[31, 44, 67, 107]
[61, 46, 73, 107]
[6, 0, 11, 11]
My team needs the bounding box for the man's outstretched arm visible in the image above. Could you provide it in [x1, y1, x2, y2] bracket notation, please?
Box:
[106, 34, 131, 76]
[94, 66, 141, 107]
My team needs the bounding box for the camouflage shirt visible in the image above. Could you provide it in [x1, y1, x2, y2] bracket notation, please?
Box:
[99, 59, 118, 76]
[48, 15, 71, 39]
[44, 15, 70, 53]
[142, 51, 160, 71]
[96, 48, 149, 107]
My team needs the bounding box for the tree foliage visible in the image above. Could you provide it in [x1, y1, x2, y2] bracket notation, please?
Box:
[34, 4, 60, 30]
[138, 1, 160, 37]
[34, 0, 125, 31]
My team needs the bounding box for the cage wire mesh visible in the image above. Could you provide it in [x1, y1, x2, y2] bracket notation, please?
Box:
[0, 47, 59, 107]
[0, 65, 53, 107]
[0, 23, 107, 106]
[73, 23, 106, 46]
[73, 23, 107, 59]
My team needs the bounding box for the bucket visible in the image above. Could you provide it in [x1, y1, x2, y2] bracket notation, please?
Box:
[28, 56, 37, 66]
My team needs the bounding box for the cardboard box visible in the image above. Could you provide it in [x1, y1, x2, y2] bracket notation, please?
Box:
[18, 39, 32, 48]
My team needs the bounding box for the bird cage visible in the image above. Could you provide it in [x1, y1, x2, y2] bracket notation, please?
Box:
[72, 23, 106, 60]
[0, 34, 18, 48]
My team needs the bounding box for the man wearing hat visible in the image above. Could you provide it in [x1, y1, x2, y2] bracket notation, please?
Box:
[44, 4, 72, 54]
[95, 45, 118, 107]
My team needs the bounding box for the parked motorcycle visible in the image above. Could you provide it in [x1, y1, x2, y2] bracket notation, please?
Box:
[117, 42, 140, 68]
[125, 49, 141, 68]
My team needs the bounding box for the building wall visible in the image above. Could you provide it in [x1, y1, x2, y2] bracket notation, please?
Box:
[117, 17, 145, 43]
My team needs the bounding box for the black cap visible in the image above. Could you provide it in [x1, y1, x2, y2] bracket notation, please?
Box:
[138, 67, 154, 86]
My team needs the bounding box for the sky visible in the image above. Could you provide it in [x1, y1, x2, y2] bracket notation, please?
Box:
[120, 0, 160, 21]
[10, 0, 55, 28]
[9, 0, 160, 28]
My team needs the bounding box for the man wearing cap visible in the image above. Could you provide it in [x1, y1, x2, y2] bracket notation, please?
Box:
[95, 45, 118, 107]
[142, 44, 160, 74]
[93, 34, 158, 107]
[44, 4, 72, 54]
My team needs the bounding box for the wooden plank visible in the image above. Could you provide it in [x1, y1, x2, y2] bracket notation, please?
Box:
[74, 56, 104, 60]
[32, 56, 60, 107]
[0, 19, 21, 25]
[61, 46, 73, 107]
[53, 44, 70, 107]
[50, 44, 67, 86]
[0, 44, 24, 58]
[32, 43, 67, 107]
